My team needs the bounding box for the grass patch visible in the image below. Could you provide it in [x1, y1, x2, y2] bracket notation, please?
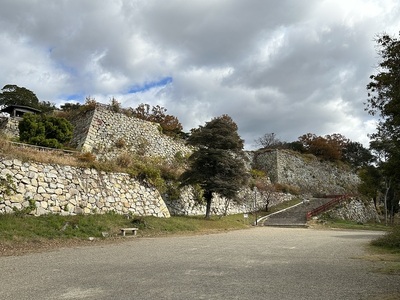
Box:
[0, 213, 250, 244]
[363, 227, 400, 276]
[0, 213, 129, 240]
[314, 216, 391, 231]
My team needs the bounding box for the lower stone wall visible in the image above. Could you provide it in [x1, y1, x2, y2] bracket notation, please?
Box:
[325, 199, 380, 223]
[0, 157, 170, 217]
[164, 186, 295, 216]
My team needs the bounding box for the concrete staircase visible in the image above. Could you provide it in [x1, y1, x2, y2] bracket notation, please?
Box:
[260, 198, 334, 227]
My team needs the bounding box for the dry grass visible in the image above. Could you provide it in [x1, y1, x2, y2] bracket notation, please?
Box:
[0, 136, 81, 166]
[0, 135, 184, 179]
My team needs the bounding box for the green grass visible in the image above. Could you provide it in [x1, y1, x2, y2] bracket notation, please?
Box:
[0, 199, 304, 243]
[364, 226, 400, 276]
[0, 212, 250, 243]
[317, 218, 391, 231]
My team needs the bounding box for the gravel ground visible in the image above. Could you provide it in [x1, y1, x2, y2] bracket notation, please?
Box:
[1, 227, 399, 300]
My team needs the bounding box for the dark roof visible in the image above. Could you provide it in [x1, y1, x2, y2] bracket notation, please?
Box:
[0, 105, 42, 114]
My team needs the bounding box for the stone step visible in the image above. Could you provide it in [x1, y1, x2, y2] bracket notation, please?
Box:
[262, 198, 334, 227]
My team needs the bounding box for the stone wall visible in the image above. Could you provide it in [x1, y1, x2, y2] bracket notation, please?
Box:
[0, 117, 20, 139]
[0, 157, 170, 217]
[253, 149, 360, 195]
[324, 199, 380, 223]
[164, 186, 295, 216]
[70, 105, 192, 161]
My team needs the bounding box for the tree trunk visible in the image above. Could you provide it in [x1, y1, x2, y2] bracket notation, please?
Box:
[204, 190, 213, 219]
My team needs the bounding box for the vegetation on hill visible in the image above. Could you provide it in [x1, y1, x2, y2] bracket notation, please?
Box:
[255, 132, 373, 168]
[0, 84, 55, 113]
[59, 97, 185, 138]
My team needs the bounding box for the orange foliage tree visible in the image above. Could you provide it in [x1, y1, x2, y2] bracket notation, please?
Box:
[298, 133, 349, 161]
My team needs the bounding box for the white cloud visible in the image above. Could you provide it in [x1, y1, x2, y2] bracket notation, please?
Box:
[0, 0, 398, 150]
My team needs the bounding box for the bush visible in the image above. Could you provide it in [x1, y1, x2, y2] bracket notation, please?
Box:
[19, 113, 73, 149]
[115, 152, 132, 168]
[371, 226, 400, 251]
[78, 152, 96, 164]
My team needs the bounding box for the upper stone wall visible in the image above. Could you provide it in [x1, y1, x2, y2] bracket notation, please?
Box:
[253, 149, 360, 195]
[70, 105, 192, 161]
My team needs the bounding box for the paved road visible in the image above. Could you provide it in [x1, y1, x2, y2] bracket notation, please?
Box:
[1, 228, 399, 300]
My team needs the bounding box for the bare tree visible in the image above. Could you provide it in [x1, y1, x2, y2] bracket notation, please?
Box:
[255, 133, 283, 149]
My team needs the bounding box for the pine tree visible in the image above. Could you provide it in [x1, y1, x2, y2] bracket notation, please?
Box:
[180, 115, 248, 219]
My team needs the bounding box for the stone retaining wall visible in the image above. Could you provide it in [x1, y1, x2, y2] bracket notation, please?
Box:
[0, 117, 20, 139]
[325, 199, 380, 223]
[253, 149, 360, 195]
[1, 156, 293, 218]
[70, 105, 192, 161]
[164, 186, 295, 216]
[0, 157, 170, 217]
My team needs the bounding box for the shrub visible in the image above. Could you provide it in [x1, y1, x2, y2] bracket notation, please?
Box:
[371, 226, 400, 251]
[115, 152, 132, 168]
[19, 113, 73, 149]
[115, 138, 127, 149]
[0, 174, 15, 199]
[78, 152, 96, 164]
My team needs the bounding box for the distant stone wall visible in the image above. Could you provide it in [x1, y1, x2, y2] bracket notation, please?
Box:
[0, 157, 170, 217]
[0, 117, 20, 139]
[254, 149, 360, 195]
[70, 105, 192, 161]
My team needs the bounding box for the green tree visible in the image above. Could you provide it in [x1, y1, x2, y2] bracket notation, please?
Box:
[19, 113, 73, 149]
[366, 32, 400, 220]
[358, 165, 382, 209]
[342, 141, 373, 169]
[180, 115, 248, 219]
[0, 84, 55, 112]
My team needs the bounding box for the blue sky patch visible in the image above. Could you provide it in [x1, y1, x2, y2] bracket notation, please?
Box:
[128, 76, 173, 94]
[64, 93, 85, 101]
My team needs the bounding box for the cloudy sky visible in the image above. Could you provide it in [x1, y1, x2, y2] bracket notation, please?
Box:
[1, 0, 399, 149]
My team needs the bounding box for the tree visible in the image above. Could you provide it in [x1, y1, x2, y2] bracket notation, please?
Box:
[132, 103, 183, 137]
[19, 113, 73, 149]
[298, 133, 349, 161]
[0, 84, 55, 112]
[342, 141, 373, 169]
[358, 165, 382, 209]
[180, 115, 248, 219]
[255, 133, 283, 149]
[366, 32, 400, 221]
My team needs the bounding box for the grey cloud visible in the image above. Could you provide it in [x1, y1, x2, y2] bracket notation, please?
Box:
[0, 0, 398, 149]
